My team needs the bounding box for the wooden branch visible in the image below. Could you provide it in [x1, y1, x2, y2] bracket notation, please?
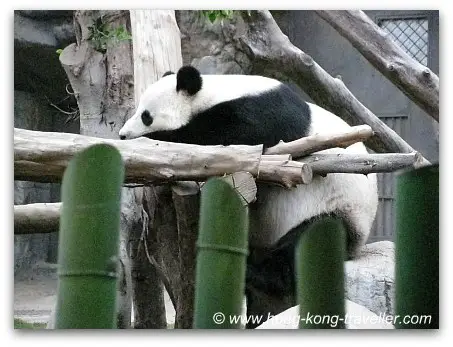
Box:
[217, 172, 257, 205]
[257, 160, 313, 187]
[265, 125, 374, 158]
[236, 10, 430, 165]
[14, 128, 309, 188]
[316, 10, 439, 122]
[14, 203, 61, 234]
[13, 174, 256, 236]
[14, 150, 422, 235]
[14, 128, 424, 190]
[301, 152, 423, 175]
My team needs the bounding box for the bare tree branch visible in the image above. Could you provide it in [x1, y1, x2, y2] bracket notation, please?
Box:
[265, 125, 374, 158]
[236, 10, 430, 165]
[316, 10, 439, 122]
[14, 203, 61, 234]
[302, 152, 423, 175]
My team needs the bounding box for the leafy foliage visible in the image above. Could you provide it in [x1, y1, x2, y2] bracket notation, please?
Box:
[200, 10, 235, 23]
[87, 17, 132, 53]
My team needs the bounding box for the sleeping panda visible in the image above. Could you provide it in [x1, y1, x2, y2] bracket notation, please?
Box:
[119, 65, 378, 255]
[119, 66, 378, 322]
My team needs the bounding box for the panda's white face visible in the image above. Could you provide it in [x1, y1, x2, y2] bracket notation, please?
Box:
[119, 74, 192, 139]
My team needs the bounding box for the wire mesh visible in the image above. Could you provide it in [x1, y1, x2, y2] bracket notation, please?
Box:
[379, 18, 429, 66]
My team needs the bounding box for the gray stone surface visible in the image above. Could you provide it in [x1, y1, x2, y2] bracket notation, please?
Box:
[14, 274, 175, 328]
[14, 11, 74, 48]
[345, 241, 395, 316]
[14, 45, 78, 276]
[14, 91, 60, 276]
[176, 11, 252, 75]
[14, 11, 76, 102]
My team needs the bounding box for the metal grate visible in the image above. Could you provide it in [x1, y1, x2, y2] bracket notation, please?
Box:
[378, 18, 429, 66]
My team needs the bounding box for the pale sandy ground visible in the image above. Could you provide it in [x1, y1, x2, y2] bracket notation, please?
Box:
[14, 266, 176, 327]
[14, 277, 58, 324]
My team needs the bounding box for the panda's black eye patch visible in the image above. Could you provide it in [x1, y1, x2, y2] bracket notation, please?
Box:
[141, 110, 153, 126]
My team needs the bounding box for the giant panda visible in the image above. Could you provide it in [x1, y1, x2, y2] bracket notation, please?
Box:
[119, 65, 378, 324]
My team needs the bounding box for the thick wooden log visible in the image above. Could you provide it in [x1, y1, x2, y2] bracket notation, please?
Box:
[236, 10, 430, 166]
[14, 128, 424, 189]
[14, 128, 308, 187]
[316, 10, 439, 122]
[129, 9, 185, 329]
[14, 203, 61, 234]
[14, 150, 422, 235]
[171, 182, 200, 329]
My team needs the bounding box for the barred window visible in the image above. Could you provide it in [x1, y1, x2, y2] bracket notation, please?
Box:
[378, 18, 429, 66]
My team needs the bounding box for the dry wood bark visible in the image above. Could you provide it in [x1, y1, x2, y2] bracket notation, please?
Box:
[14, 128, 311, 187]
[142, 185, 180, 322]
[265, 125, 374, 158]
[13, 174, 256, 235]
[236, 10, 429, 165]
[14, 127, 423, 187]
[14, 203, 61, 235]
[316, 10, 439, 122]
[15, 150, 423, 235]
[171, 182, 200, 328]
[301, 152, 423, 175]
[128, 9, 183, 329]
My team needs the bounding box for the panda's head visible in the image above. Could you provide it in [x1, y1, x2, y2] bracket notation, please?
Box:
[119, 66, 203, 140]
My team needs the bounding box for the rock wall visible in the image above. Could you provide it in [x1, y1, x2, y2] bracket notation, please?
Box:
[176, 11, 252, 74]
[345, 241, 395, 316]
[14, 11, 78, 277]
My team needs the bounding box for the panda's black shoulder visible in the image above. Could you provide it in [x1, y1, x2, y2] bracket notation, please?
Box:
[187, 82, 312, 147]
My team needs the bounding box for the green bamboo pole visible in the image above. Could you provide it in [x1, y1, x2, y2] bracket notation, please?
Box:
[55, 144, 124, 329]
[296, 217, 346, 329]
[395, 164, 439, 329]
[193, 178, 248, 329]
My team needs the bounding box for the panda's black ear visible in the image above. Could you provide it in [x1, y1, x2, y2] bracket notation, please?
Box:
[162, 71, 174, 78]
[176, 66, 202, 96]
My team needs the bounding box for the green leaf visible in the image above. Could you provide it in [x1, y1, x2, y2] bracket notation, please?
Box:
[87, 22, 131, 53]
[208, 12, 217, 23]
[201, 10, 235, 23]
[56, 49, 63, 56]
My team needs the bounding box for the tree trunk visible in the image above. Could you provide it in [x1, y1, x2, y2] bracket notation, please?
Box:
[315, 10, 439, 122]
[235, 10, 429, 165]
[171, 182, 200, 328]
[129, 10, 183, 329]
[58, 9, 135, 328]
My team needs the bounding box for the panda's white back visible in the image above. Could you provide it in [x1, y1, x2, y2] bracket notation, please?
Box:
[190, 74, 282, 115]
[249, 103, 378, 258]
